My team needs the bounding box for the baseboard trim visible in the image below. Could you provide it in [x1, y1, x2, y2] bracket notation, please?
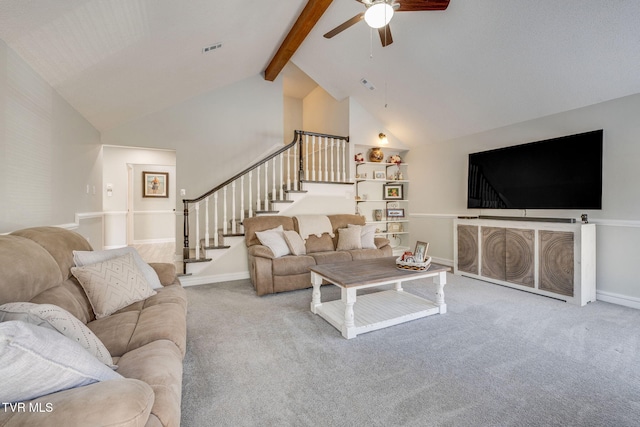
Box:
[432, 256, 453, 267]
[180, 271, 251, 287]
[103, 245, 127, 250]
[596, 290, 640, 310]
[132, 238, 176, 245]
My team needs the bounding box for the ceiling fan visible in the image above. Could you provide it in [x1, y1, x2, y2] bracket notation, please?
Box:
[323, 0, 450, 47]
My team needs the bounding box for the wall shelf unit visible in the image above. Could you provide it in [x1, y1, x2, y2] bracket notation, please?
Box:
[354, 149, 409, 255]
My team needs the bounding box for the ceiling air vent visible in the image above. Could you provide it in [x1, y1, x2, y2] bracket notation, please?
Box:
[360, 78, 375, 91]
[202, 43, 223, 53]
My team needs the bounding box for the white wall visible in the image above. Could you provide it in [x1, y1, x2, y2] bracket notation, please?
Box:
[102, 74, 285, 199]
[408, 93, 640, 306]
[302, 86, 349, 136]
[101, 74, 285, 254]
[0, 40, 102, 240]
[284, 96, 303, 143]
[101, 145, 176, 248]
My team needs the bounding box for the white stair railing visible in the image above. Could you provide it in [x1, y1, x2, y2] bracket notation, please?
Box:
[182, 130, 349, 270]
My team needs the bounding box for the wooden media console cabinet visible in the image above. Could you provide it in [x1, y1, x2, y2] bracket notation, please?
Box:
[453, 217, 596, 306]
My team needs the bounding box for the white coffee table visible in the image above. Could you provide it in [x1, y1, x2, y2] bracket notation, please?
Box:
[309, 257, 450, 339]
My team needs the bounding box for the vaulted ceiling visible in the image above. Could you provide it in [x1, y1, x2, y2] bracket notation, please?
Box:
[1, 0, 640, 146]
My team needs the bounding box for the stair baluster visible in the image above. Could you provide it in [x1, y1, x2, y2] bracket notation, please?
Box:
[205, 197, 210, 250]
[330, 138, 335, 182]
[223, 186, 228, 235]
[271, 157, 276, 206]
[248, 171, 253, 218]
[341, 139, 346, 181]
[279, 152, 284, 200]
[214, 193, 219, 246]
[311, 135, 316, 181]
[293, 141, 299, 190]
[256, 165, 261, 211]
[264, 161, 269, 211]
[324, 137, 329, 181]
[240, 175, 245, 225]
[195, 203, 200, 260]
[231, 181, 237, 234]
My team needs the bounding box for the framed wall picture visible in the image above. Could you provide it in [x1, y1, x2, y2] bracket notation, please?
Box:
[383, 183, 403, 200]
[374, 170, 386, 180]
[386, 208, 405, 218]
[143, 171, 169, 198]
[414, 241, 430, 263]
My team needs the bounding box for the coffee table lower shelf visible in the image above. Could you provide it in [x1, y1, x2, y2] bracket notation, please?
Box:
[314, 289, 441, 338]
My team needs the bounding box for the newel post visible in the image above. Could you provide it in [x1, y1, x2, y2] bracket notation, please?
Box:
[183, 200, 190, 264]
[297, 131, 305, 183]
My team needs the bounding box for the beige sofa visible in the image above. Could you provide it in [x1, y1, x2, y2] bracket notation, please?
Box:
[243, 214, 392, 295]
[0, 227, 186, 427]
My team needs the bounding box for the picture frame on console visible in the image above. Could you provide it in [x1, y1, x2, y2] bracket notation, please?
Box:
[383, 184, 403, 200]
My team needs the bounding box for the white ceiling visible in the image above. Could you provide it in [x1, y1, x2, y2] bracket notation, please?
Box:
[1, 0, 640, 145]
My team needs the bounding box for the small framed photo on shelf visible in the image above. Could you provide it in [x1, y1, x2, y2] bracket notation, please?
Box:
[414, 241, 430, 263]
[143, 171, 169, 198]
[386, 208, 405, 218]
[374, 170, 386, 180]
[387, 222, 403, 232]
[383, 183, 403, 200]
[386, 201, 400, 209]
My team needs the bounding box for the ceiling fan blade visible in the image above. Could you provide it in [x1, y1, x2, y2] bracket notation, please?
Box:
[396, 0, 450, 12]
[378, 25, 393, 47]
[324, 13, 365, 39]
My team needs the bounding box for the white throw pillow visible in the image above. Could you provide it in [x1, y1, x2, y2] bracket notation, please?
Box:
[348, 223, 377, 249]
[0, 302, 114, 367]
[255, 225, 291, 258]
[73, 247, 162, 289]
[0, 321, 122, 403]
[71, 253, 157, 319]
[283, 230, 306, 255]
[336, 227, 363, 251]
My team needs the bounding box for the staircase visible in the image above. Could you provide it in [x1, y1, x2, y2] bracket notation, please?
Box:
[181, 130, 351, 275]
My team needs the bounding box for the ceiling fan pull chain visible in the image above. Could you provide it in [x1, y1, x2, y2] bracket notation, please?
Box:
[370, 27, 374, 58]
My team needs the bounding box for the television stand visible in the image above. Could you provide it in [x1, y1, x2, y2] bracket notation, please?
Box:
[454, 217, 595, 306]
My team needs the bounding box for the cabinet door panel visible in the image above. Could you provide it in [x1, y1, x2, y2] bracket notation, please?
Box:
[481, 227, 506, 280]
[457, 225, 478, 274]
[539, 231, 574, 296]
[506, 228, 535, 287]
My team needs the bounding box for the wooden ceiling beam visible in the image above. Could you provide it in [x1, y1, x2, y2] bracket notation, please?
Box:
[264, 0, 334, 82]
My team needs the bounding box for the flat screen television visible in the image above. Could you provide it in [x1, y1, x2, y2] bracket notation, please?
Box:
[467, 130, 603, 210]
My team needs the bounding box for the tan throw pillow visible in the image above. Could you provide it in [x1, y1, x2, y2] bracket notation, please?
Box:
[348, 223, 377, 249]
[336, 227, 363, 251]
[283, 230, 306, 255]
[71, 253, 157, 319]
[0, 302, 114, 367]
[73, 247, 162, 289]
[255, 225, 291, 258]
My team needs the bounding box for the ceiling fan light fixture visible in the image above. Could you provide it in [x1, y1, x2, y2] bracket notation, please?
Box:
[364, 2, 394, 29]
